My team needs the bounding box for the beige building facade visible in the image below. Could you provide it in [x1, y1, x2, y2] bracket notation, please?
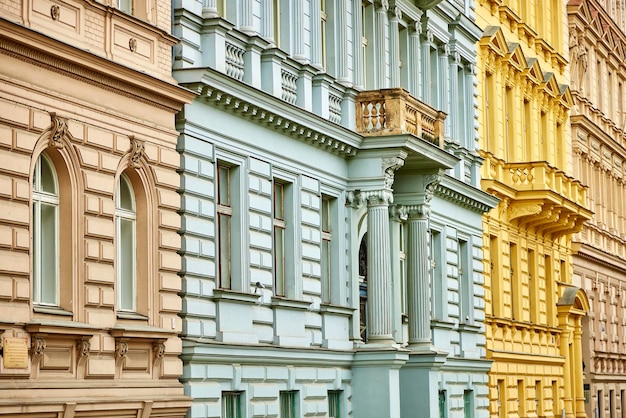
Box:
[0, 0, 194, 416]
[568, 1, 626, 417]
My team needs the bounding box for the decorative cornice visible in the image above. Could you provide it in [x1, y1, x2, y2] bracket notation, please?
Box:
[433, 182, 497, 213]
[0, 18, 195, 114]
[180, 70, 360, 158]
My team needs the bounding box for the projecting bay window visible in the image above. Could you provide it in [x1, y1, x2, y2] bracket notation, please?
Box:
[116, 173, 137, 312]
[32, 153, 60, 306]
[217, 163, 233, 289]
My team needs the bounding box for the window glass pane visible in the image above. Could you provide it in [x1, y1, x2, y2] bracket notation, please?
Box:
[274, 227, 284, 296]
[119, 218, 135, 310]
[274, 182, 284, 219]
[219, 214, 231, 288]
[40, 155, 57, 194]
[118, 0, 132, 14]
[119, 175, 134, 211]
[40, 202, 57, 305]
[280, 392, 297, 418]
[222, 392, 241, 418]
[218, 166, 230, 206]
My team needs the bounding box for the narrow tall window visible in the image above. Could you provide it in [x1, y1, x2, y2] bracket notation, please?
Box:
[518, 380, 526, 417]
[536, 381, 543, 416]
[280, 391, 298, 418]
[273, 180, 286, 296]
[459, 239, 472, 323]
[490, 235, 501, 317]
[32, 153, 59, 306]
[463, 390, 473, 418]
[222, 392, 242, 418]
[438, 390, 447, 418]
[431, 230, 445, 320]
[217, 163, 233, 289]
[321, 195, 332, 303]
[545, 255, 554, 326]
[320, 0, 327, 70]
[116, 173, 136, 312]
[528, 249, 537, 323]
[328, 391, 342, 418]
[510, 243, 520, 320]
[498, 379, 507, 417]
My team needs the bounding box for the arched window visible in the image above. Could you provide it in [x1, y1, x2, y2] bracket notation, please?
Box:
[32, 153, 59, 306]
[116, 173, 136, 312]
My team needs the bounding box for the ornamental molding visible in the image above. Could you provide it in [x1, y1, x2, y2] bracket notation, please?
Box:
[128, 136, 146, 168]
[49, 112, 70, 149]
[184, 74, 360, 158]
[0, 20, 194, 114]
[433, 183, 497, 213]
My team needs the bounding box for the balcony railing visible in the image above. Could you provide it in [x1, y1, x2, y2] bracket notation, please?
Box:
[355, 88, 446, 147]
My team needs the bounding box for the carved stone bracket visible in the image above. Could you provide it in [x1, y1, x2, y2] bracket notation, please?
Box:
[49, 112, 69, 148]
[30, 336, 46, 360]
[128, 136, 145, 168]
[152, 341, 165, 368]
[382, 156, 404, 190]
[115, 340, 128, 360]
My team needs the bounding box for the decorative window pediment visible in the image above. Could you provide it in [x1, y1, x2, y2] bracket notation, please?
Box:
[480, 26, 509, 58]
[504, 42, 526, 72]
[524, 58, 543, 85]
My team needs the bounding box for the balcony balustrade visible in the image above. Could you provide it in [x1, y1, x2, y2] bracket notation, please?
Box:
[355, 88, 446, 148]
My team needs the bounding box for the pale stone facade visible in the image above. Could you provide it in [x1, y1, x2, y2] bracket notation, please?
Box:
[475, 1, 593, 417]
[175, 0, 497, 417]
[0, 0, 193, 416]
[568, 1, 626, 417]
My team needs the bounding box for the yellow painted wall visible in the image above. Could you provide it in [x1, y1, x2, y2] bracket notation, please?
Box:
[475, 1, 592, 417]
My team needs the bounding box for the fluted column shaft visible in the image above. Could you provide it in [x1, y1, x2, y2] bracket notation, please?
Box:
[449, 50, 461, 144]
[202, 0, 218, 18]
[408, 22, 422, 99]
[375, 2, 389, 89]
[367, 197, 394, 343]
[292, 0, 306, 61]
[261, 0, 274, 42]
[389, 7, 401, 87]
[310, 0, 322, 67]
[240, 0, 254, 33]
[421, 30, 434, 104]
[574, 317, 585, 417]
[406, 207, 431, 347]
[439, 45, 450, 138]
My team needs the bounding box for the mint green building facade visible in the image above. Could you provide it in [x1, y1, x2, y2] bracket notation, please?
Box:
[174, 1, 497, 416]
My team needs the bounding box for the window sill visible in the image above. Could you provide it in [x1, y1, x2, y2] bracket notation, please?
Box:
[319, 303, 355, 316]
[212, 289, 260, 304]
[270, 296, 312, 310]
[116, 311, 149, 321]
[33, 305, 73, 317]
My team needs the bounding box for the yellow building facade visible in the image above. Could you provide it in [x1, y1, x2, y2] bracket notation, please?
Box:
[475, 1, 593, 417]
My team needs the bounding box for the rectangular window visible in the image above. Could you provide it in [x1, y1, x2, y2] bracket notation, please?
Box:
[459, 238, 472, 323]
[599, 390, 604, 417]
[438, 390, 447, 418]
[117, 0, 133, 14]
[274, 180, 286, 296]
[518, 380, 526, 417]
[222, 392, 242, 418]
[498, 380, 507, 417]
[217, 163, 233, 289]
[463, 390, 473, 418]
[510, 243, 519, 320]
[321, 195, 332, 303]
[328, 390, 341, 418]
[280, 391, 298, 418]
[528, 249, 537, 323]
[536, 381, 543, 416]
[545, 255, 554, 326]
[490, 235, 501, 317]
[431, 229, 445, 320]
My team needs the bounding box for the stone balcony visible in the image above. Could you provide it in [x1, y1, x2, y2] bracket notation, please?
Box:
[355, 88, 446, 147]
[482, 152, 593, 237]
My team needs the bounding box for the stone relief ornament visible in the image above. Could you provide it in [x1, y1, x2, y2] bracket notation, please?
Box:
[115, 340, 129, 359]
[129, 38, 138, 52]
[50, 4, 60, 20]
[49, 112, 69, 148]
[30, 336, 46, 357]
[382, 156, 404, 189]
[128, 136, 145, 168]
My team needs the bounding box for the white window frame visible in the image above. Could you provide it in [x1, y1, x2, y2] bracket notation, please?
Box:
[32, 153, 60, 306]
[116, 173, 137, 312]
